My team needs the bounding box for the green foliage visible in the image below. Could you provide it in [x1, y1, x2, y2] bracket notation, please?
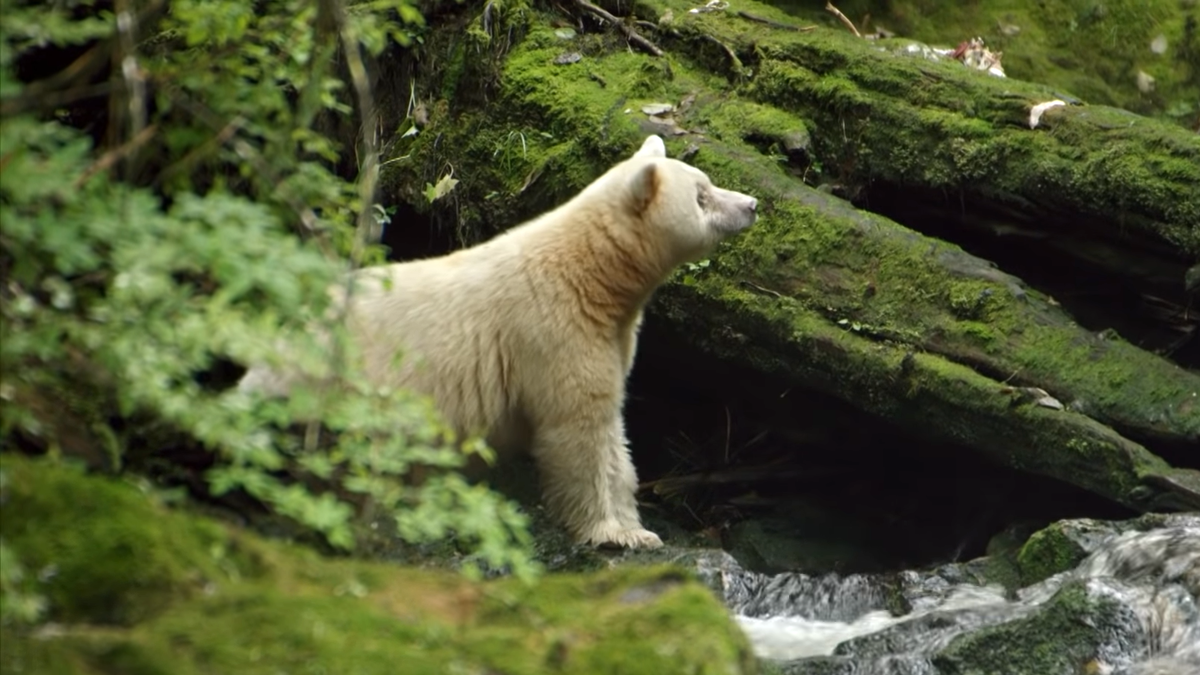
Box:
[0, 0, 538, 605]
[423, 171, 460, 203]
[0, 540, 47, 626]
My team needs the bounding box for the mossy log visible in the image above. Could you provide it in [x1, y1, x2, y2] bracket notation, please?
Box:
[655, 1, 1200, 326]
[664, 2, 1200, 257]
[384, 0, 1200, 510]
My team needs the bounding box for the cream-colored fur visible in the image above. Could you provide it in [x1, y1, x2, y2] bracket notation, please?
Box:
[239, 135, 758, 548]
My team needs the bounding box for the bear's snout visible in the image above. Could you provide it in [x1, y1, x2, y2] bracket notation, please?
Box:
[728, 192, 758, 232]
[704, 187, 758, 235]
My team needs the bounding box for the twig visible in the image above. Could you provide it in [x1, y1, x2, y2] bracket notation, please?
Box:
[574, 0, 663, 57]
[321, 0, 381, 272]
[481, 0, 496, 35]
[825, 1, 861, 38]
[639, 459, 824, 495]
[157, 116, 244, 186]
[74, 124, 157, 188]
[740, 280, 786, 298]
[700, 34, 742, 72]
[736, 10, 815, 32]
[0, 82, 113, 118]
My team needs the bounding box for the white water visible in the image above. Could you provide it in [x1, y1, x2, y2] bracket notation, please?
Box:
[736, 583, 1011, 661]
[716, 517, 1200, 674]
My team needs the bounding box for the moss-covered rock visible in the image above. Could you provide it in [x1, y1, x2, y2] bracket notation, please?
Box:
[1015, 522, 1093, 585]
[931, 579, 1130, 675]
[0, 454, 758, 675]
[980, 523, 1040, 591]
[1014, 512, 1200, 585]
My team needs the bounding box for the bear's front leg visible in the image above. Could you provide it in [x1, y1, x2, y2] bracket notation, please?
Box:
[530, 415, 663, 549]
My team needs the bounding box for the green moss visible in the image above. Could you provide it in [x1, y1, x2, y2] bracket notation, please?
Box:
[0, 455, 756, 675]
[683, 135, 1198, 446]
[653, 268, 1170, 507]
[0, 627, 179, 675]
[933, 580, 1119, 675]
[981, 523, 1039, 592]
[845, 0, 1200, 129]
[398, 0, 1198, 257]
[694, 98, 812, 154]
[0, 455, 258, 626]
[1016, 523, 1089, 585]
[955, 321, 998, 345]
[691, 0, 1200, 254]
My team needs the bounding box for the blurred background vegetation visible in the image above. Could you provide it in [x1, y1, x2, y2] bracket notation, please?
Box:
[0, 0, 538, 628]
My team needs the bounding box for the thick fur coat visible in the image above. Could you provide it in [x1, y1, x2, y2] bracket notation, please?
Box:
[239, 135, 758, 548]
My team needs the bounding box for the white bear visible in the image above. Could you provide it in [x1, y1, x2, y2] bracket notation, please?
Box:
[239, 135, 758, 548]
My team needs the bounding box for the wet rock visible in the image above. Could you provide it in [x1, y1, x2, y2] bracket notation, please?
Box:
[724, 515, 886, 575]
[1018, 513, 1200, 585]
[1017, 518, 1120, 585]
[931, 579, 1142, 675]
[719, 517, 1200, 675]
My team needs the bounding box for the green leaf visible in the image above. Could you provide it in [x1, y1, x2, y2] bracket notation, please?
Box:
[423, 173, 459, 203]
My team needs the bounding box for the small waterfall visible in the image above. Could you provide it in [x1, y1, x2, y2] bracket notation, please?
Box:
[705, 516, 1200, 675]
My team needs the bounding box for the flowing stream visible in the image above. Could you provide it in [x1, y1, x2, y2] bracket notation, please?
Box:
[702, 516, 1200, 675]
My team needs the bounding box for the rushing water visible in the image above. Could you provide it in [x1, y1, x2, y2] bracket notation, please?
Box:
[701, 515, 1200, 675]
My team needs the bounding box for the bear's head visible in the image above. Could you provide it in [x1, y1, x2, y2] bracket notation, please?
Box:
[619, 134, 758, 263]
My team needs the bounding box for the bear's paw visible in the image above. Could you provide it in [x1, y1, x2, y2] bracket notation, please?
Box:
[581, 520, 664, 549]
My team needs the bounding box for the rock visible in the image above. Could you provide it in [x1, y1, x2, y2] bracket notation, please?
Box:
[752, 517, 1200, 674]
[1017, 519, 1117, 585]
[1018, 513, 1200, 584]
[931, 579, 1139, 675]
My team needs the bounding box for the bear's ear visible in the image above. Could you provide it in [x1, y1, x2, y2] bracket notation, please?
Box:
[633, 135, 666, 159]
[627, 162, 661, 213]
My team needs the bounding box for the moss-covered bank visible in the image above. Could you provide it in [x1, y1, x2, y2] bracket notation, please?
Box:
[0, 454, 757, 675]
[791, 0, 1200, 130]
[668, 0, 1200, 257]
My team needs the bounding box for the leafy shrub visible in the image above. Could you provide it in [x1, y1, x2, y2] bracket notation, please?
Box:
[0, 0, 538, 603]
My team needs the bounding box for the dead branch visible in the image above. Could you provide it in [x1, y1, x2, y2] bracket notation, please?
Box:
[700, 34, 743, 76]
[825, 1, 861, 38]
[639, 460, 844, 495]
[736, 10, 815, 32]
[740, 280, 786, 298]
[156, 116, 243, 187]
[74, 124, 158, 188]
[574, 0, 663, 57]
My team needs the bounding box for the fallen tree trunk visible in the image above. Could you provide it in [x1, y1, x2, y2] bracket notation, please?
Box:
[663, 2, 1200, 261]
[382, 0, 1200, 510]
